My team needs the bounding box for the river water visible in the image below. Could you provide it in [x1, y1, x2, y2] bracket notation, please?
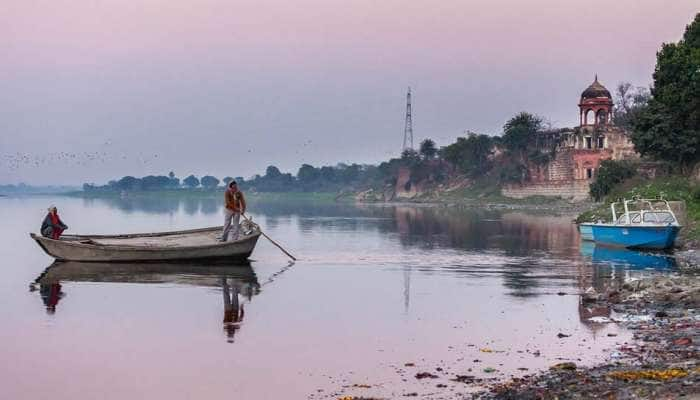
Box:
[0, 195, 677, 399]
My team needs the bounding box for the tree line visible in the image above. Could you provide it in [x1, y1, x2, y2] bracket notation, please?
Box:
[83, 172, 235, 192]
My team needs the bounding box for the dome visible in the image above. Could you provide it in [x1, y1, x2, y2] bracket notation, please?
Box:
[581, 76, 612, 100]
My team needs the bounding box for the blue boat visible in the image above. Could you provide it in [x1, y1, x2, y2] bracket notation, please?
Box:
[579, 198, 681, 250]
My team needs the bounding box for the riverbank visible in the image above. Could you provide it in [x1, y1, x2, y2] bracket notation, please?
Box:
[472, 274, 700, 399]
[64, 189, 343, 203]
[62, 188, 595, 213]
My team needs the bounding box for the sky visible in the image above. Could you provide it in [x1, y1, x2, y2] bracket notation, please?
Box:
[1, 0, 698, 185]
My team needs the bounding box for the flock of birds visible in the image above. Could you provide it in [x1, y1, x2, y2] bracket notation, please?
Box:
[1, 151, 160, 172]
[1, 137, 398, 176]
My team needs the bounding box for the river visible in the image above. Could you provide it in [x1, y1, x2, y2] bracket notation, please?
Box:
[0, 195, 678, 399]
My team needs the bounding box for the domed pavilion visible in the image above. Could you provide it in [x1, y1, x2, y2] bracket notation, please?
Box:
[579, 75, 613, 127]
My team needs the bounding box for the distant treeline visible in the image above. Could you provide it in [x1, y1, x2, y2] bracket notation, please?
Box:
[82, 141, 452, 193]
[82, 164, 397, 193]
[79, 117, 567, 194]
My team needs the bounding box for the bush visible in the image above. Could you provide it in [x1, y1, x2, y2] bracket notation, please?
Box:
[589, 160, 637, 201]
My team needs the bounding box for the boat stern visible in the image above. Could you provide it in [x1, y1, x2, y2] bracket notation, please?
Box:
[578, 224, 594, 241]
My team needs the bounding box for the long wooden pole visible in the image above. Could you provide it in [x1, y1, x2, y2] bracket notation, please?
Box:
[241, 213, 297, 261]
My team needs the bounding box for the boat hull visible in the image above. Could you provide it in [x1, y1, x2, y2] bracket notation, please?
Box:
[30, 227, 261, 262]
[581, 224, 680, 250]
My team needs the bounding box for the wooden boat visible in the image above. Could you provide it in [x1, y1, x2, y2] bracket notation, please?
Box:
[578, 198, 681, 250]
[30, 223, 261, 262]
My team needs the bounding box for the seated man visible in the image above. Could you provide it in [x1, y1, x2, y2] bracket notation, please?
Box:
[41, 206, 68, 239]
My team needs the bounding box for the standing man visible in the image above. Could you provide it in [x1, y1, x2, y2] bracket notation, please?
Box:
[220, 180, 246, 242]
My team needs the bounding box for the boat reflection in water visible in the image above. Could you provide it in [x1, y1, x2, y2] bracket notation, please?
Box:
[577, 242, 676, 334]
[32, 261, 260, 342]
[579, 241, 677, 270]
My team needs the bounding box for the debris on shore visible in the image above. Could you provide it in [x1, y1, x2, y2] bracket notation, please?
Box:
[677, 249, 700, 272]
[473, 275, 700, 399]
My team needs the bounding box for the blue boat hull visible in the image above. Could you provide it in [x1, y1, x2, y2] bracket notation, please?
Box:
[583, 224, 680, 250]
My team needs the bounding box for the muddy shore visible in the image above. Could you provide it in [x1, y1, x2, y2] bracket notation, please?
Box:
[472, 275, 700, 400]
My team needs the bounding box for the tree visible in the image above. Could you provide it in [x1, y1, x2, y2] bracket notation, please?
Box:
[441, 134, 494, 176]
[400, 148, 420, 167]
[165, 171, 179, 188]
[265, 166, 282, 179]
[116, 176, 141, 191]
[419, 139, 437, 159]
[613, 82, 650, 129]
[319, 166, 337, 182]
[589, 160, 637, 201]
[502, 112, 544, 163]
[630, 13, 700, 173]
[297, 164, 320, 183]
[183, 175, 200, 188]
[141, 175, 171, 190]
[200, 175, 220, 189]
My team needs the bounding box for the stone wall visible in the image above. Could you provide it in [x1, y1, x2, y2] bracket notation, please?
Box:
[605, 127, 638, 161]
[502, 180, 591, 201]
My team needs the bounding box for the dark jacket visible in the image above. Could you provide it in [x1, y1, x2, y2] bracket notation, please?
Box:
[41, 213, 67, 237]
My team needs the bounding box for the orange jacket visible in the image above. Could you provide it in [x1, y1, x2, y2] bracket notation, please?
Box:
[225, 190, 246, 212]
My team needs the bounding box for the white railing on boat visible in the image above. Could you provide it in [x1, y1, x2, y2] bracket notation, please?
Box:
[610, 197, 679, 226]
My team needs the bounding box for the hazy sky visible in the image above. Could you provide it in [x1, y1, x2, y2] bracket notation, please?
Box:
[1, 0, 698, 185]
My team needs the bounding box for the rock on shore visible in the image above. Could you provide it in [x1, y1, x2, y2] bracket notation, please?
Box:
[677, 250, 700, 272]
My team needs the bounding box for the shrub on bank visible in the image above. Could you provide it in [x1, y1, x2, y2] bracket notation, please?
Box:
[589, 160, 637, 201]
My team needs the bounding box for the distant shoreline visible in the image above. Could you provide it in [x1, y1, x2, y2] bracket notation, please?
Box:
[52, 188, 592, 215]
[62, 189, 345, 202]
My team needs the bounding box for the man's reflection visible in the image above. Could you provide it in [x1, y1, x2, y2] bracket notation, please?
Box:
[222, 277, 245, 343]
[39, 282, 64, 315]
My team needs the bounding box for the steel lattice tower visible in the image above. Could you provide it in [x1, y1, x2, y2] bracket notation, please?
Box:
[402, 87, 413, 151]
